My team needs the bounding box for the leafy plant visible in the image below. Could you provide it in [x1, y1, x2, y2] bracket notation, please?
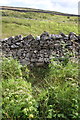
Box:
[37, 81, 79, 119]
[1, 56, 79, 119]
[2, 78, 38, 119]
[47, 59, 78, 83]
[1, 57, 22, 79]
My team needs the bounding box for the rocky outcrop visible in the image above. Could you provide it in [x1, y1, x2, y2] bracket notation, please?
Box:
[1, 32, 80, 66]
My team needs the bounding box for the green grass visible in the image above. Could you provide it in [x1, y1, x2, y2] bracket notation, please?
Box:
[2, 16, 78, 38]
[1, 9, 78, 38]
[1, 57, 80, 119]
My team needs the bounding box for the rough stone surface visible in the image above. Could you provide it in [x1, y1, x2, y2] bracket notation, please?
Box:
[1, 32, 80, 66]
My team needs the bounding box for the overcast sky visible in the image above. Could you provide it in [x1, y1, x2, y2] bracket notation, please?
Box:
[0, 0, 79, 15]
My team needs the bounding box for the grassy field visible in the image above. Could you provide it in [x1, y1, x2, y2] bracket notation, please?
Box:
[1, 8, 78, 38]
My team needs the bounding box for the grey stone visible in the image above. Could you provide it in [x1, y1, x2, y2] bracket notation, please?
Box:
[36, 36, 40, 40]
[1, 32, 80, 66]
[60, 33, 66, 37]
[36, 62, 44, 66]
[10, 44, 19, 49]
[23, 34, 34, 41]
[40, 31, 49, 38]
[15, 42, 21, 46]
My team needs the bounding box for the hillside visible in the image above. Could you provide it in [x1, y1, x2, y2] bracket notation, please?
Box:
[0, 6, 78, 38]
[1, 6, 79, 16]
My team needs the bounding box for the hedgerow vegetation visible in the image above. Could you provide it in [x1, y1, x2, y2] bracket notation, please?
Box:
[1, 57, 80, 119]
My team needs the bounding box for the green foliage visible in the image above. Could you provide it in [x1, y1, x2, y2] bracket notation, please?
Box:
[37, 82, 79, 119]
[2, 78, 38, 119]
[2, 57, 22, 79]
[1, 57, 79, 119]
[47, 59, 78, 84]
[1, 58, 38, 119]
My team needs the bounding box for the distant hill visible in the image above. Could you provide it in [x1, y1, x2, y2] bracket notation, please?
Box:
[0, 6, 80, 17]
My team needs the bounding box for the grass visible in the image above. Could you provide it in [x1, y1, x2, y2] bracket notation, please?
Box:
[1, 9, 78, 38]
[1, 57, 80, 119]
[2, 16, 78, 38]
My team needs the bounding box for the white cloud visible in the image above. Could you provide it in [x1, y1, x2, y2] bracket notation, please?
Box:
[0, 0, 79, 14]
[0, 0, 11, 5]
[50, 0, 79, 14]
[16, 0, 53, 10]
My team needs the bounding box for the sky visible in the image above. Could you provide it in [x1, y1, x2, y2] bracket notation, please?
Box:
[0, 0, 79, 15]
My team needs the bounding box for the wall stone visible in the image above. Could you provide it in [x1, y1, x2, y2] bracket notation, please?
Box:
[1, 32, 80, 66]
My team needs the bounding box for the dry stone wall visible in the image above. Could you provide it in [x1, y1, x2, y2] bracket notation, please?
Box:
[1, 32, 80, 66]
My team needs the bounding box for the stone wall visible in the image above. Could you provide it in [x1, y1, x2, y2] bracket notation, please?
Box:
[1, 32, 80, 66]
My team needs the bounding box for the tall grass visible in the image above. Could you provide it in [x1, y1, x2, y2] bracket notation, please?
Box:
[1, 57, 80, 119]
